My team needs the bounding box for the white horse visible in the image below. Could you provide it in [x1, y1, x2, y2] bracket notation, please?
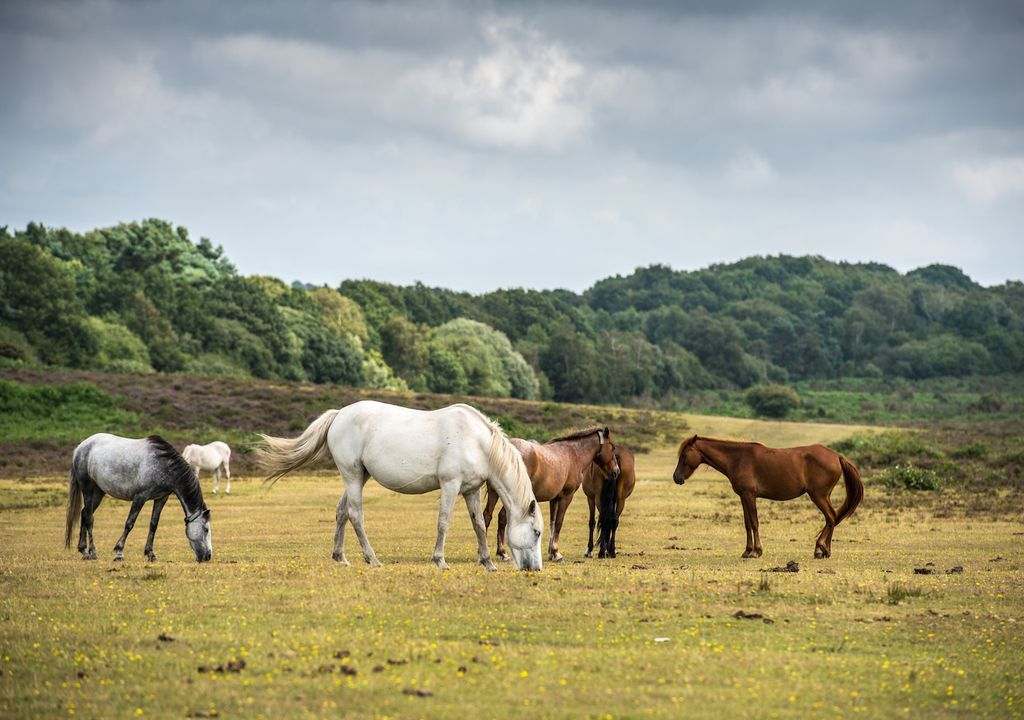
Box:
[257, 400, 543, 571]
[182, 441, 232, 494]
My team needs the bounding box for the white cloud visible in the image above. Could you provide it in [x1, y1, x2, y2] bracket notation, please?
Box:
[951, 157, 1024, 205]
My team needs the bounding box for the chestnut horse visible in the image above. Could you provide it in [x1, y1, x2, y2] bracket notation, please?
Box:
[672, 436, 863, 559]
[583, 445, 636, 559]
[484, 428, 619, 562]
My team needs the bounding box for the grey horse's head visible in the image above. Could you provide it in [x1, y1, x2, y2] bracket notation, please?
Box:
[185, 508, 212, 562]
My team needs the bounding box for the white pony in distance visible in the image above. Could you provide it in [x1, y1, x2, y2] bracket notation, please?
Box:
[257, 401, 543, 571]
[182, 441, 232, 494]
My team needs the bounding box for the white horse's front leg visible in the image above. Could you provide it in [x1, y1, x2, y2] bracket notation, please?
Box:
[223, 461, 231, 495]
[432, 481, 460, 570]
[212, 467, 220, 494]
[464, 487, 497, 571]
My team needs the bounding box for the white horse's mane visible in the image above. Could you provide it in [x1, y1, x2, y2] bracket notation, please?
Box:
[454, 404, 534, 512]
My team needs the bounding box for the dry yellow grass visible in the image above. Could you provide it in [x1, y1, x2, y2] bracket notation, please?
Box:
[0, 415, 1021, 719]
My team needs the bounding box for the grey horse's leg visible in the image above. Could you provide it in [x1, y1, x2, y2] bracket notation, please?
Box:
[332, 490, 350, 565]
[143, 495, 169, 562]
[80, 490, 104, 560]
[432, 480, 460, 570]
[342, 467, 380, 567]
[113, 497, 148, 561]
[463, 487, 497, 571]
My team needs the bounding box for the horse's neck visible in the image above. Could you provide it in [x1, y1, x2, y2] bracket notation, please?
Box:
[551, 435, 598, 467]
[171, 477, 205, 516]
[696, 439, 742, 478]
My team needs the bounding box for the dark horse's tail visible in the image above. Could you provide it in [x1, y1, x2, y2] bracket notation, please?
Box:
[597, 458, 620, 540]
[65, 450, 86, 549]
[835, 454, 864, 525]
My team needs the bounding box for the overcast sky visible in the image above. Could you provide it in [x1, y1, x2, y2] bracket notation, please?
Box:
[2, 1, 1023, 292]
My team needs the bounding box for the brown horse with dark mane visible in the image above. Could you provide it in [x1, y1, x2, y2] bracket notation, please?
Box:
[672, 435, 863, 559]
[485, 428, 619, 562]
[583, 445, 636, 559]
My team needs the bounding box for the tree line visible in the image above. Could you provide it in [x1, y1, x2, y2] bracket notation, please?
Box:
[2, 220, 1022, 406]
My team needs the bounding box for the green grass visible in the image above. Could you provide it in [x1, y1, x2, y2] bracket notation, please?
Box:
[1, 439, 1022, 719]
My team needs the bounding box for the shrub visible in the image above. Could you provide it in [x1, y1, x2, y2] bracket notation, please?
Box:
[744, 384, 800, 418]
[875, 464, 942, 491]
[951, 441, 989, 460]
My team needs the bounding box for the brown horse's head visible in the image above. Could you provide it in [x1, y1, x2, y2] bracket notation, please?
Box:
[594, 427, 620, 481]
[673, 435, 701, 484]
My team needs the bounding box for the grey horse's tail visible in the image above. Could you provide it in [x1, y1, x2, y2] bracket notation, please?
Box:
[256, 409, 340, 485]
[65, 450, 86, 549]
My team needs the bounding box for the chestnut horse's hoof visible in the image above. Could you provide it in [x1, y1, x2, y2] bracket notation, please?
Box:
[814, 548, 830, 559]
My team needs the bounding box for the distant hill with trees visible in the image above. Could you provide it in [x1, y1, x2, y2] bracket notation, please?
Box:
[2, 219, 1022, 407]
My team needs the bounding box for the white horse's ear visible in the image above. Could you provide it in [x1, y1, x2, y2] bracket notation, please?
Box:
[528, 500, 537, 516]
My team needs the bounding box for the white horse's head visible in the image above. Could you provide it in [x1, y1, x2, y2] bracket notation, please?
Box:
[506, 500, 543, 571]
[185, 508, 212, 562]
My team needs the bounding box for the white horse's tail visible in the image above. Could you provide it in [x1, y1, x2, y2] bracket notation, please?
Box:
[256, 409, 340, 485]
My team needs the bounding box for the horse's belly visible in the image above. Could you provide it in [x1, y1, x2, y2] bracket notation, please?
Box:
[372, 471, 441, 495]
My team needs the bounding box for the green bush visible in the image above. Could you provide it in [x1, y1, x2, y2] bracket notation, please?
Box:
[0, 326, 38, 363]
[875, 464, 942, 491]
[951, 441, 989, 460]
[0, 379, 138, 442]
[744, 384, 800, 418]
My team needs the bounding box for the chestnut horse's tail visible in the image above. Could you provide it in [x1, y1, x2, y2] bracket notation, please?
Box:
[598, 465, 619, 535]
[835, 454, 864, 525]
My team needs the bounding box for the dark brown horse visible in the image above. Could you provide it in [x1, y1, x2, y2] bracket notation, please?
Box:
[672, 435, 863, 559]
[484, 428, 619, 562]
[583, 445, 636, 559]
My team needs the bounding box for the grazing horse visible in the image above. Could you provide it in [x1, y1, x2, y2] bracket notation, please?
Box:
[583, 445, 637, 559]
[65, 434, 212, 562]
[483, 428, 619, 562]
[672, 435, 863, 559]
[257, 401, 544, 571]
[183, 441, 232, 494]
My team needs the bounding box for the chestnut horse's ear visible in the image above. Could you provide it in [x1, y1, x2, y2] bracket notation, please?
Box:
[603, 426, 611, 437]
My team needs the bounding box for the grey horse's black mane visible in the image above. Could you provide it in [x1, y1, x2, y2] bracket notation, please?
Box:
[146, 435, 205, 511]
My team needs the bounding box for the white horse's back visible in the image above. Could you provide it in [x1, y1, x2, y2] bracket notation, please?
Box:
[328, 401, 495, 495]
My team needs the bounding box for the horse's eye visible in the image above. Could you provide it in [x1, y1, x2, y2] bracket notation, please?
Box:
[534, 528, 541, 539]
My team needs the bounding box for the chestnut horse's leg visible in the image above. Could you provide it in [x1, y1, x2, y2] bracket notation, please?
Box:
[808, 490, 838, 559]
[739, 493, 763, 558]
[481, 489, 509, 565]
[609, 491, 626, 558]
[548, 498, 569, 562]
[496, 506, 510, 561]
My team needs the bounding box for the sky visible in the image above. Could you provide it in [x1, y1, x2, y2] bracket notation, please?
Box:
[2, 0, 1023, 293]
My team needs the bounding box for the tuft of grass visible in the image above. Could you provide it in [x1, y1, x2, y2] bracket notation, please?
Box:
[886, 583, 925, 604]
[757, 576, 772, 593]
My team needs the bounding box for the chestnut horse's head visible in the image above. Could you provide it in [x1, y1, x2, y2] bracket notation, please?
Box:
[595, 427, 620, 482]
[673, 435, 701, 484]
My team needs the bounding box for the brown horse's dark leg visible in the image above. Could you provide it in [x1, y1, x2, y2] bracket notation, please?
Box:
[610, 494, 626, 558]
[483, 489, 510, 561]
[808, 491, 837, 559]
[739, 493, 762, 558]
[496, 506, 510, 561]
[585, 491, 597, 558]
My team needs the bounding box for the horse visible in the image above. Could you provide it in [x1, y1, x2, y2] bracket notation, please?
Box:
[672, 435, 864, 559]
[483, 428, 619, 562]
[182, 441, 232, 494]
[256, 400, 544, 571]
[65, 433, 212, 562]
[583, 445, 636, 559]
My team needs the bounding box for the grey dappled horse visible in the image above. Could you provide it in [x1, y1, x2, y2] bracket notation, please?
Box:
[65, 434, 212, 562]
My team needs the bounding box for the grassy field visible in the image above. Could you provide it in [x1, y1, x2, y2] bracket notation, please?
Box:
[1, 414, 1022, 719]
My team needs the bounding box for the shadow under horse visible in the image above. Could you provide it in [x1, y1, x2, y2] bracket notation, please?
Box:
[672, 435, 863, 558]
[485, 427, 619, 562]
[583, 445, 636, 559]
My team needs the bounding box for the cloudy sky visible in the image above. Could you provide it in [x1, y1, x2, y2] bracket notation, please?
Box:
[2, 1, 1023, 292]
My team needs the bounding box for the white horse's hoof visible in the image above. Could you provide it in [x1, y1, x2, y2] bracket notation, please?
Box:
[225, 490, 230, 495]
[212, 489, 217, 494]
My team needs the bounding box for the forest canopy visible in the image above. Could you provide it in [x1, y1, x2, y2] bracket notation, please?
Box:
[2, 220, 1022, 406]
